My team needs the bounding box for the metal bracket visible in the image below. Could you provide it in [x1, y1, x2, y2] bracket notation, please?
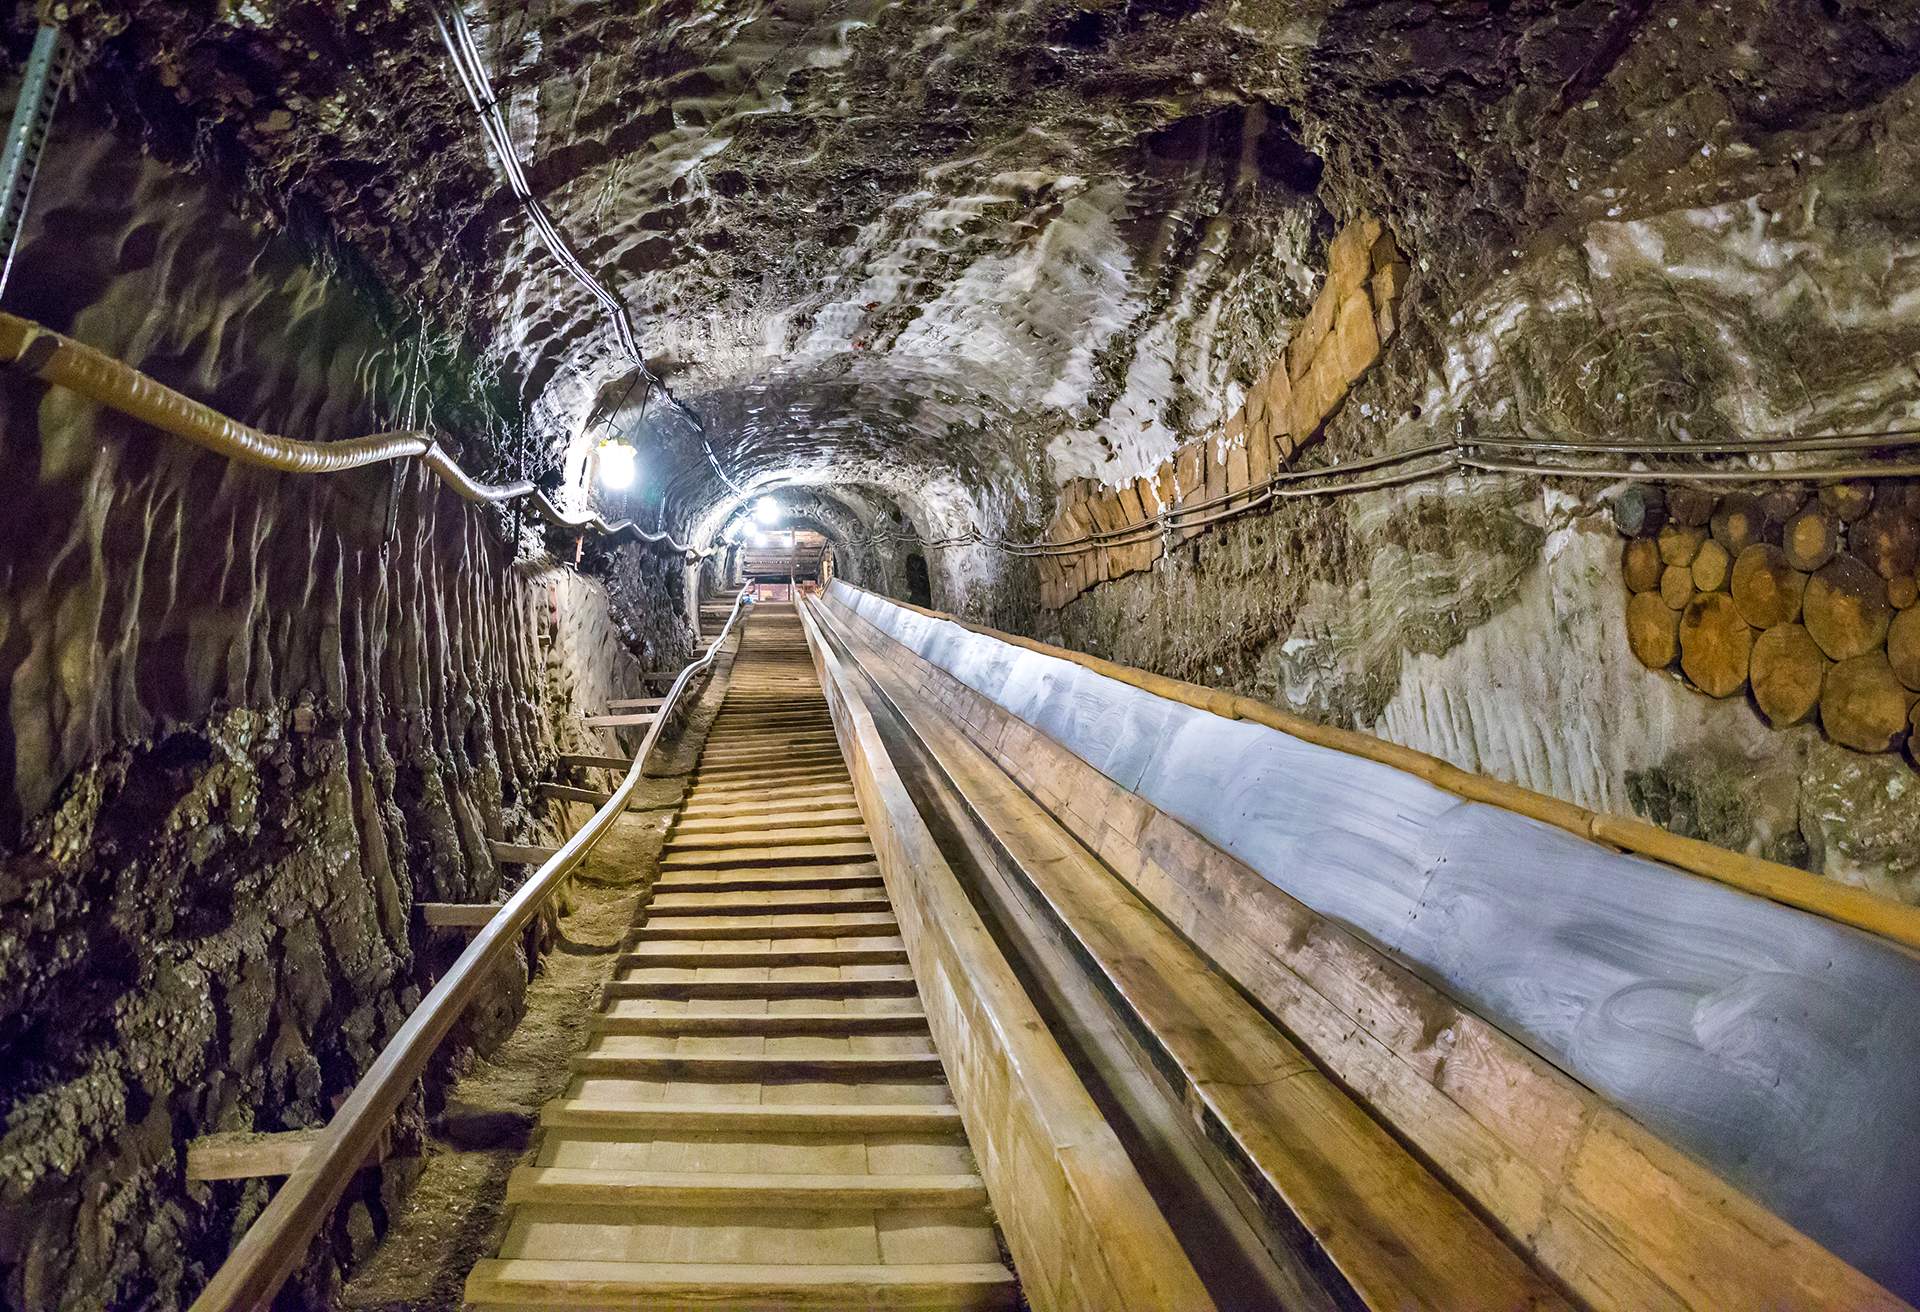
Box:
[0, 25, 72, 301]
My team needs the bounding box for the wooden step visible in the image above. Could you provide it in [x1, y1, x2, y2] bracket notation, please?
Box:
[505, 1166, 987, 1210]
[651, 862, 884, 894]
[660, 840, 875, 870]
[664, 824, 872, 852]
[466, 1258, 1016, 1309]
[617, 945, 907, 970]
[541, 1100, 962, 1133]
[699, 740, 843, 763]
[631, 915, 899, 941]
[558, 753, 634, 771]
[672, 807, 864, 836]
[603, 978, 919, 1002]
[592, 1010, 928, 1037]
[678, 789, 859, 820]
[691, 763, 852, 791]
[644, 892, 894, 917]
[582, 712, 659, 728]
[702, 724, 837, 742]
[570, 1051, 946, 1080]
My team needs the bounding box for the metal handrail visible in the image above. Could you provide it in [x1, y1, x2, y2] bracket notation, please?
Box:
[188, 585, 752, 1311]
[0, 311, 711, 559]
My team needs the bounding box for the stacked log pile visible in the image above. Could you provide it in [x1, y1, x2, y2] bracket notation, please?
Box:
[1615, 480, 1920, 758]
[1037, 216, 1408, 609]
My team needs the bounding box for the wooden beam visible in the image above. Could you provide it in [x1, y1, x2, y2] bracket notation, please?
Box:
[187, 1127, 389, 1182]
[418, 903, 503, 930]
[538, 782, 613, 806]
[605, 697, 665, 711]
[490, 841, 558, 865]
[582, 713, 658, 728]
[791, 601, 1216, 1311]
[558, 753, 634, 771]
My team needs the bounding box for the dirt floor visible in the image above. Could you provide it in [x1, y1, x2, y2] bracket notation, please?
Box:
[336, 645, 735, 1312]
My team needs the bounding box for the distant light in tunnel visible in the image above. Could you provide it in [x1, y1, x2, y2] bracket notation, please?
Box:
[754, 496, 781, 526]
[597, 440, 637, 491]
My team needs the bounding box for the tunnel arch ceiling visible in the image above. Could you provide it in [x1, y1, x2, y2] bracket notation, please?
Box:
[67, 0, 1336, 553]
[68, 0, 1920, 603]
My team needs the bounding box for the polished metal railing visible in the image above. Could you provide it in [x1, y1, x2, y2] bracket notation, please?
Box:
[188, 585, 751, 1312]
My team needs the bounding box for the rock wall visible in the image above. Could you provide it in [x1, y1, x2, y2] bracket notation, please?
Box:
[0, 108, 659, 1308]
[1002, 74, 1920, 903]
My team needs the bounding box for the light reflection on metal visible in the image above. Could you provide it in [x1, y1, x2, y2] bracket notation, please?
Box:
[0, 26, 71, 301]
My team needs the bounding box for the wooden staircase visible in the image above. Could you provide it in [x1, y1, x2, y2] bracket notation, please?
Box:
[465, 603, 1017, 1310]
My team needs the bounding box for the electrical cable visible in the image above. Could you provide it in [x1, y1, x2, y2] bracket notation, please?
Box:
[430, 3, 743, 494]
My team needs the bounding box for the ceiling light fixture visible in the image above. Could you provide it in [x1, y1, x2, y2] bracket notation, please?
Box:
[598, 440, 637, 490]
[754, 495, 781, 526]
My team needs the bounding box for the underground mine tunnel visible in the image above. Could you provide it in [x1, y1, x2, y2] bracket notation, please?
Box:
[3, 1, 1920, 1309]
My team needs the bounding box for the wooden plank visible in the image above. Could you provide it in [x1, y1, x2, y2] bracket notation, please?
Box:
[538, 783, 612, 806]
[664, 823, 871, 850]
[602, 977, 919, 1002]
[658, 840, 874, 870]
[418, 902, 503, 930]
[490, 841, 558, 865]
[794, 601, 1217, 1312]
[633, 915, 898, 940]
[591, 1010, 927, 1036]
[505, 1166, 988, 1210]
[540, 1100, 963, 1133]
[582, 712, 659, 728]
[558, 753, 633, 771]
[605, 697, 666, 711]
[568, 1051, 944, 1080]
[616, 945, 907, 970]
[465, 1259, 1015, 1309]
[186, 1127, 389, 1182]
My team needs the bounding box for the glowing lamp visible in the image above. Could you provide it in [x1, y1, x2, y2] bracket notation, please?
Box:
[754, 496, 780, 525]
[597, 440, 637, 490]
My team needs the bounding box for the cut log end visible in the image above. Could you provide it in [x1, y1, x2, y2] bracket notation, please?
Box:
[1730, 544, 1807, 629]
[1691, 539, 1732, 593]
[1750, 624, 1828, 728]
[1889, 606, 1920, 692]
[1853, 508, 1919, 581]
[1820, 653, 1915, 753]
[1678, 593, 1753, 698]
[1658, 522, 1707, 568]
[1783, 508, 1840, 573]
[1610, 485, 1668, 538]
[1623, 538, 1664, 593]
[1667, 485, 1716, 527]
[1625, 592, 1680, 670]
[1803, 554, 1892, 661]
[1817, 480, 1874, 524]
[1660, 564, 1695, 610]
[1709, 493, 1763, 555]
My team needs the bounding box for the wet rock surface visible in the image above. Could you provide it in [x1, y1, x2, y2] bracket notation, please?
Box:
[0, 106, 680, 1310]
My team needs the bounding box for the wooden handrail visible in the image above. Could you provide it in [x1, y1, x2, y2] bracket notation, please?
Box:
[189, 587, 752, 1312]
[836, 583, 1920, 955]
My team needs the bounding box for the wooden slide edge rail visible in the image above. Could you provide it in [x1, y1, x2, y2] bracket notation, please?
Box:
[818, 591, 1914, 1312]
[187, 587, 751, 1312]
[794, 598, 1218, 1312]
[851, 585, 1920, 954]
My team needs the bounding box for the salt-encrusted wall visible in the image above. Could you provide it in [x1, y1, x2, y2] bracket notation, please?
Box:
[0, 107, 660, 1310]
